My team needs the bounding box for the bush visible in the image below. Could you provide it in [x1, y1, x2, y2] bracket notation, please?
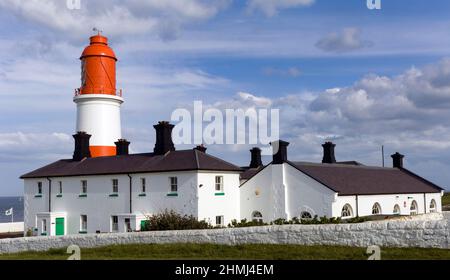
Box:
[141, 210, 213, 231]
[228, 219, 268, 228]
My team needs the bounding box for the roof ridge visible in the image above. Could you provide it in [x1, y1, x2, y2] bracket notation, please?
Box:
[193, 149, 200, 169]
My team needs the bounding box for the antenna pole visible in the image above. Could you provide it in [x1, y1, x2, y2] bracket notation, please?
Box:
[381, 145, 385, 167]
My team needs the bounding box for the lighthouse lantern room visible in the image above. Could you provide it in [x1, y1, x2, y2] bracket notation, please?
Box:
[74, 32, 123, 157]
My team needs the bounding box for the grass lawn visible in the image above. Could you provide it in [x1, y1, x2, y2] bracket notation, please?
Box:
[442, 192, 450, 206]
[0, 243, 449, 260]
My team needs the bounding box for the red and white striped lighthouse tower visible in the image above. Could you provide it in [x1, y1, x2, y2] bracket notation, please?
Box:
[74, 32, 123, 157]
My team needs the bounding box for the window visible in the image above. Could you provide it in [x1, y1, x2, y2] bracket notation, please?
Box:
[124, 218, 131, 232]
[393, 204, 401, 215]
[341, 204, 353, 218]
[141, 178, 146, 193]
[215, 215, 224, 226]
[429, 199, 437, 213]
[410, 200, 418, 216]
[58, 181, 63, 194]
[37, 182, 43, 194]
[81, 180, 88, 194]
[111, 216, 119, 232]
[252, 211, 263, 223]
[42, 219, 47, 233]
[300, 211, 313, 220]
[371, 203, 382, 215]
[215, 176, 224, 192]
[170, 177, 178, 193]
[112, 179, 119, 193]
[80, 215, 87, 232]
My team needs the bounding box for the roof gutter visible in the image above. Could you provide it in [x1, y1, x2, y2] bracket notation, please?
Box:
[127, 174, 132, 214]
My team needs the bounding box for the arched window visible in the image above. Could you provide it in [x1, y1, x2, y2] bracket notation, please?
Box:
[252, 211, 263, 222]
[429, 199, 437, 213]
[393, 204, 401, 215]
[410, 200, 418, 216]
[341, 204, 353, 218]
[300, 211, 312, 220]
[371, 203, 382, 215]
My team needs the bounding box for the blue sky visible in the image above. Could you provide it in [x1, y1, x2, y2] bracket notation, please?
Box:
[1, 0, 450, 195]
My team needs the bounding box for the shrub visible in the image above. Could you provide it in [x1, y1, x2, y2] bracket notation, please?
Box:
[228, 219, 268, 228]
[141, 210, 213, 231]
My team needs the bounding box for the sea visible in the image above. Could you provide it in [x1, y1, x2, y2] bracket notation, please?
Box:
[0, 197, 24, 223]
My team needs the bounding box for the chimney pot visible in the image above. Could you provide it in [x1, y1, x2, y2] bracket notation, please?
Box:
[153, 121, 175, 155]
[271, 140, 289, 164]
[249, 147, 263, 168]
[322, 142, 337, 164]
[115, 139, 130, 156]
[73, 131, 91, 161]
[391, 152, 404, 168]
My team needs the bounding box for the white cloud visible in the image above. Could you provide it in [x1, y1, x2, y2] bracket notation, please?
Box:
[247, 0, 315, 17]
[0, 0, 230, 40]
[316, 28, 374, 53]
[0, 132, 72, 162]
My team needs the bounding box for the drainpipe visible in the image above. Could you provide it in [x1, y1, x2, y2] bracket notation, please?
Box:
[423, 193, 427, 214]
[127, 174, 132, 214]
[355, 195, 359, 217]
[46, 178, 52, 213]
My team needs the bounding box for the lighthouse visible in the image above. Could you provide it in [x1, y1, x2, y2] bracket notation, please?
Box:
[74, 33, 123, 157]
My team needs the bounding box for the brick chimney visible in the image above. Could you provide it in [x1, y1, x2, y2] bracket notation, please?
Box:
[115, 139, 130, 156]
[391, 152, 404, 168]
[249, 147, 263, 168]
[153, 121, 175, 155]
[73, 132, 91, 161]
[271, 140, 289, 164]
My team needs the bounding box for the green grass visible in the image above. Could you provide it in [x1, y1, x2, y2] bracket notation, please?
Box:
[0, 243, 449, 260]
[442, 192, 450, 206]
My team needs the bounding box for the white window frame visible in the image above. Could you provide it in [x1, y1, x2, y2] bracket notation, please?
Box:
[141, 178, 146, 193]
[58, 181, 63, 194]
[341, 204, 353, 218]
[393, 204, 401, 215]
[80, 215, 87, 232]
[215, 215, 224, 226]
[112, 179, 119, 194]
[42, 219, 47, 233]
[410, 200, 418, 216]
[429, 199, 437, 213]
[215, 176, 224, 192]
[300, 211, 313, 220]
[169, 177, 178, 193]
[371, 203, 382, 215]
[111, 216, 119, 232]
[252, 211, 263, 223]
[37, 182, 43, 194]
[81, 180, 88, 194]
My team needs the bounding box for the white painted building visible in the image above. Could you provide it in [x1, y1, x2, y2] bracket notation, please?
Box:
[22, 126, 241, 236]
[240, 141, 444, 222]
[20, 34, 445, 237]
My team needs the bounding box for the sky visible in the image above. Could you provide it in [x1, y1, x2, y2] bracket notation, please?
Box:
[1, 0, 450, 195]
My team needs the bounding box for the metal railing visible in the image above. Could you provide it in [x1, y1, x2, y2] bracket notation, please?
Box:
[74, 88, 123, 97]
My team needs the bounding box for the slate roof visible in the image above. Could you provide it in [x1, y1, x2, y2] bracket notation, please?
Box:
[288, 161, 443, 195]
[240, 166, 264, 180]
[20, 149, 242, 179]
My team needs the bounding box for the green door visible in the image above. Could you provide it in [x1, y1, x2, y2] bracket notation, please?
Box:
[55, 218, 65, 236]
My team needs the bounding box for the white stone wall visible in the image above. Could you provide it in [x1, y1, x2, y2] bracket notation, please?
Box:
[1, 213, 448, 254]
